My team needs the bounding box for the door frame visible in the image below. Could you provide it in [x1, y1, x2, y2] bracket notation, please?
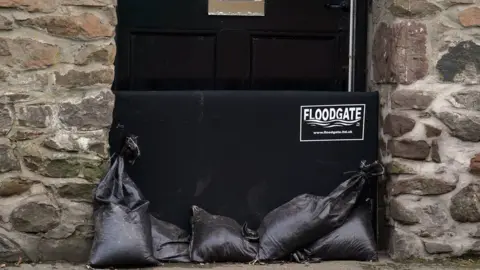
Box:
[351, 0, 368, 92]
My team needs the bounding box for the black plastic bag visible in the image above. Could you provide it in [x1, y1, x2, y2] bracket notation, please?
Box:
[257, 161, 383, 261]
[151, 216, 191, 262]
[291, 202, 378, 263]
[89, 136, 159, 268]
[189, 206, 259, 263]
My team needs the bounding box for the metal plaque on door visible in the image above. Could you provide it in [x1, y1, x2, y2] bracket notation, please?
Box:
[208, 0, 265, 16]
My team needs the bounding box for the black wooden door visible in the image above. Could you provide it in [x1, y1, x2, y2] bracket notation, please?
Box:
[114, 0, 350, 91]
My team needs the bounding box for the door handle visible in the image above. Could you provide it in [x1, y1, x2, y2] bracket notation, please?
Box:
[325, 0, 350, 11]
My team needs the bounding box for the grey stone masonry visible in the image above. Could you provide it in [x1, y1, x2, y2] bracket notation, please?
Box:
[0, 0, 116, 263]
[371, 0, 480, 261]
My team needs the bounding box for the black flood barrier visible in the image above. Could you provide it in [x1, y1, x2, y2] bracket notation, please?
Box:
[291, 202, 378, 263]
[256, 161, 382, 261]
[90, 135, 192, 268]
[109, 90, 379, 233]
[189, 206, 259, 263]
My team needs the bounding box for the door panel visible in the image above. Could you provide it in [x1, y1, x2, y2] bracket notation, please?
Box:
[115, 0, 350, 91]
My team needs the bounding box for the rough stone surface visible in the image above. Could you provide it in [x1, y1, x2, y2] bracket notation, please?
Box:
[0, 0, 58, 13]
[0, 104, 13, 136]
[435, 110, 480, 142]
[62, 0, 115, 6]
[74, 44, 115, 65]
[391, 90, 436, 110]
[56, 182, 95, 202]
[423, 240, 454, 254]
[383, 114, 416, 137]
[431, 140, 441, 163]
[390, 0, 442, 17]
[470, 153, 480, 175]
[58, 90, 114, 130]
[16, 105, 52, 128]
[451, 90, 480, 111]
[388, 174, 457, 196]
[459, 7, 480, 27]
[437, 41, 480, 83]
[0, 140, 20, 173]
[425, 124, 442, 138]
[0, 15, 13, 30]
[373, 22, 428, 84]
[6, 38, 60, 70]
[21, 146, 106, 180]
[18, 13, 114, 40]
[38, 235, 92, 263]
[389, 197, 420, 225]
[55, 68, 114, 88]
[43, 131, 108, 156]
[388, 140, 431, 160]
[416, 202, 451, 238]
[450, 183, 480, 223]
[0, 234, 24, 262]
[387, 159, 417, 175]
[11, 202, 60, 233]
[388, 228, 425, 260]
[0, 177, 32, 197]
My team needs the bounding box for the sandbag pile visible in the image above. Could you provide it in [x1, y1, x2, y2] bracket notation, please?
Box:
[89, 135, 383, 268]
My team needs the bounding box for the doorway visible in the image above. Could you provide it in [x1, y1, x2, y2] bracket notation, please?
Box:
[110, 0, 376, 238]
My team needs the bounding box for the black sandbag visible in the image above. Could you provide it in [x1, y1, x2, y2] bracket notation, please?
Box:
[89, 136, 159, 268]
[189, 206, 259, 263]
[291, 202, 378, 263]
[151, 216, 191, 262]
[257, 161, 383, 261]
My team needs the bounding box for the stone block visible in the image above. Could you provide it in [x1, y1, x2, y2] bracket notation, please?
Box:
[11, 202, 60, 233]
[388, 174, 457, 196]
[459, 7, 480, 27]
[74, 43, 116, 65]
[0, 177, 32, 197]
[389, 197, 420, 225]
[437, 41, 480, 83]
[388, 139, 431, 160]
[425, 124, 442, 138]
[5, 38, 60, 70]
[383, 113, 416, 137]
[18, 13, 114, 40]
[391, 89, 436, 110]
[451, 90, 480, 111]
[431, 140, 441, 163]
[58, 90, 114, 131]
[0, 0, 58, 13]
[434, 109, 480, 142]
[470, 153, 480, 175]
[0, 15, 13, 30]
[450, 183, 480, 222]
[373, 22, 428, 85]
[423, 240, 454, 254]
[388, 227, 425, 260]
[0, 104, 13, 136]
[0, 139, 20, 173]
[62, 0, 115, 6]
[16, 104, 52, 128]
[55, 68, 114, 88]
[19, 143, 106, 180]
[390, 0, 442, 17]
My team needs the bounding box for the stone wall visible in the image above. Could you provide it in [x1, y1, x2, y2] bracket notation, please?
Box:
[0, 0, 116, 263]
[371, 0, 480, 260]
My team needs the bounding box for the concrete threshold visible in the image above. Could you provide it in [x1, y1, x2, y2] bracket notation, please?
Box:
[6, 256, 480, 270]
